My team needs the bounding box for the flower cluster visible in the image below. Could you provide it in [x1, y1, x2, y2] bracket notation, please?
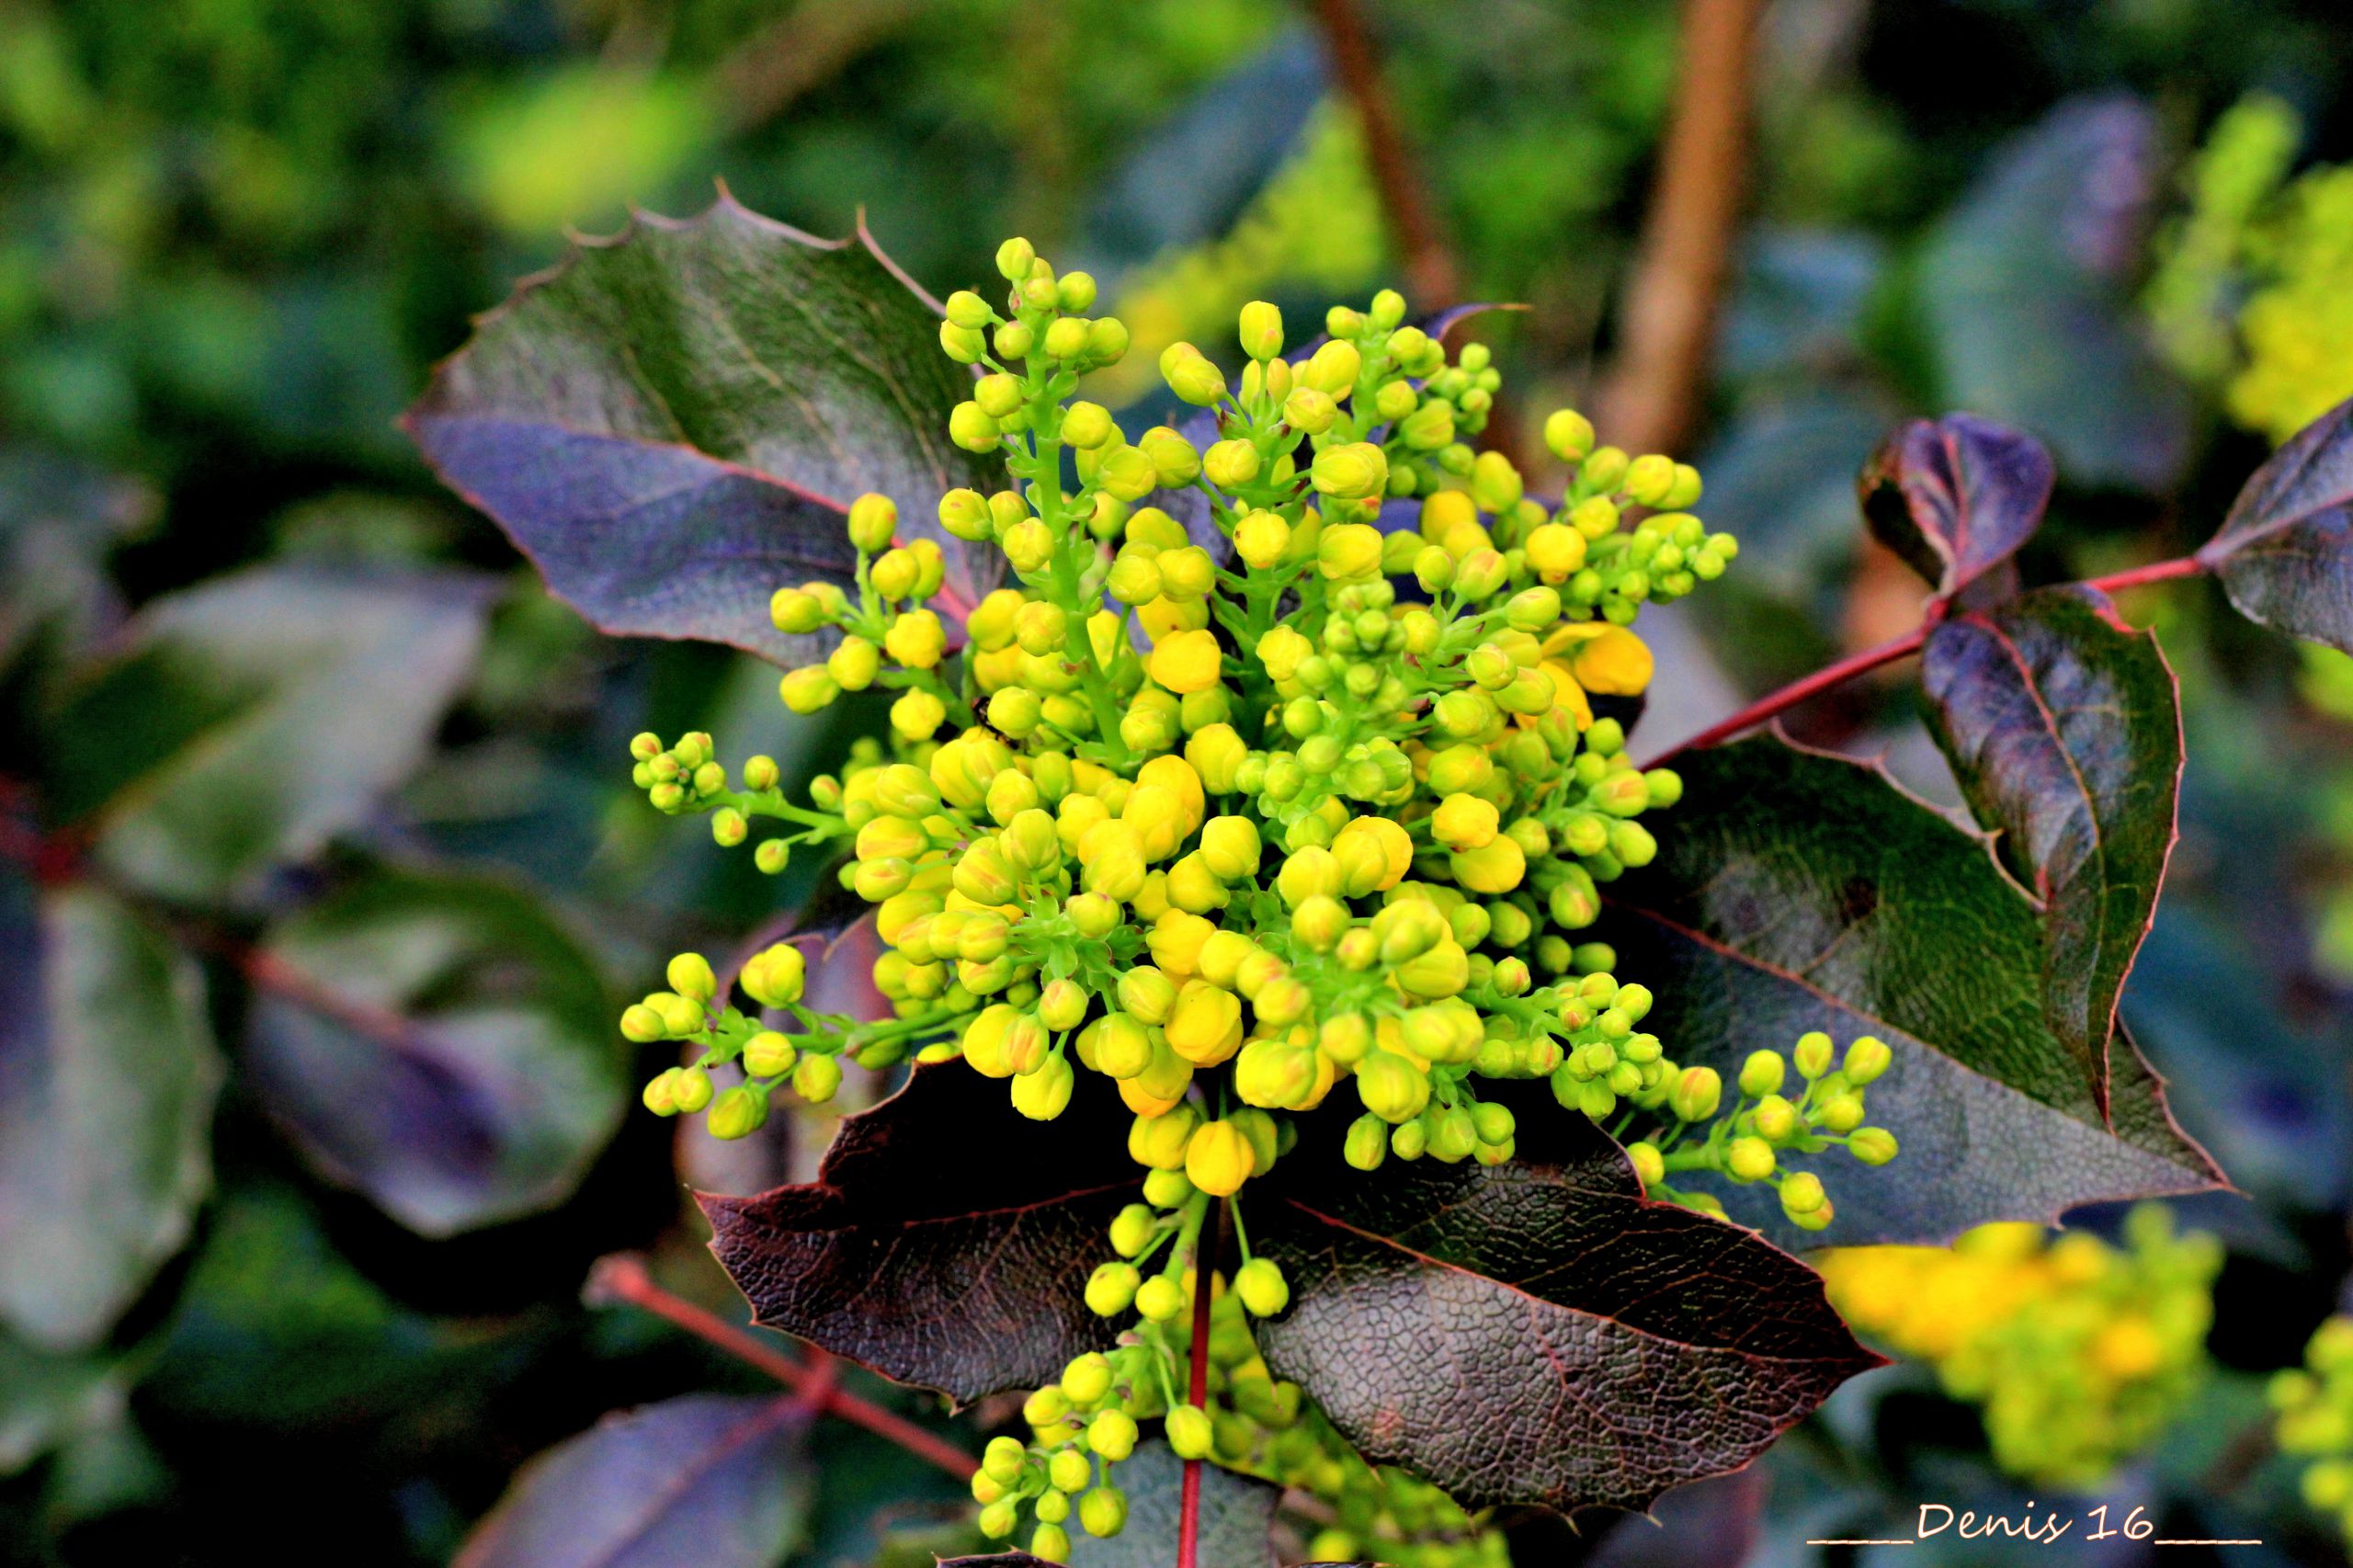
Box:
[624, 238, 1903, 1557]
[2273, 1315, 2353, 1548]
[972, 1265, 1503, 1568]
[1818, 1207, 2219, 1487]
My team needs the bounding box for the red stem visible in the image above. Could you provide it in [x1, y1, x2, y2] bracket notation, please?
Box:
[586, 1255, 976, 1480]
[2085, 554, 2207, 594]
[1643, 626, 1927, 767]
[1642, 554, 2209, 767]
[1176, 1200, 1224, 1568]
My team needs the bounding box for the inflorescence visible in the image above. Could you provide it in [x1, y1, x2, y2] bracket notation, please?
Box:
[622, 238, 1902, 1558]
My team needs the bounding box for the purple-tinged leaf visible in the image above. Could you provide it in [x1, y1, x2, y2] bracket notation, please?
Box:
[1598, 738, 2222, 1248]
[0, 873, 219, 1352]
[2197, 394, 2353, 652]
[1251, 1090, 1878, 1519]
[700, 1064, 1135, 1404]
[1921, 585, 2183, 1118]
[405, 197, 1006, 659]
[453, 1394, 808, 1568]
[1858, 414, 2054, 600]
[245, 870, 626, 1236]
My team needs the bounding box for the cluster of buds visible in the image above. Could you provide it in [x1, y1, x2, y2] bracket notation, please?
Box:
[620, 239, 1902, 1558]
[2275, 1315, 2353, 1546]
[1819, 1207, 2219, 1487]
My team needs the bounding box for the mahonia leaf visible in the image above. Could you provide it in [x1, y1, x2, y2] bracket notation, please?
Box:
[1920, 585, 2183, 1117]
[2197, 393, 2353, 653]
[1250, 1089, 1878, 1519]
[700, 1064, 1135, 1404]
[0, 871, 220, 1353]
[453, 1394, 809, 1568]
[1858, 413, 2054, 601]
[1598, 738, 2222, 1248]
[406, 195, 1006, 659]
[244, 871, 627, 1236]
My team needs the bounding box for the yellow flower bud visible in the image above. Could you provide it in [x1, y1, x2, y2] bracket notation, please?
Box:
[1127, 1103, 1200, 1169]
[1203, 439, 1261, 490]
[1184, 1119, 1256, 1197]
[1234, 509, 1291, 569]
[1198, 815, 1262, 880]
[1237, 300, 1284, 360]
[1570, 626, 1654, 697]
[779, 665, 839, 713]
[1310, 442, 1388, 502]
[1315, 522, 1384, 581]
[1079, 820, 1148, 902]
[1525, 522, 1588, 582]
[1449, 835, 1526, 894]
[847, 493, 898, 553]
[1165, 980, 1244, 1067]
[1149, 628, 1222, 695]
[1302, 339, 1360, 396]
[1431, 793, 1500, 852]
[741, 943, 807, 1008]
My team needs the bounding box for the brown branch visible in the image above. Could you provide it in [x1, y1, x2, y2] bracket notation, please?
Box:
[714, 0, 924, 134]
[1309, 0, 1537, 473]
[586, 1254, 977, 1480]
[1596, 0, 1766, 457]
[1311, 0, 1457, 309]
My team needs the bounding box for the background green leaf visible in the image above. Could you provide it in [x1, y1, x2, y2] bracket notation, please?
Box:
[243, 870, 627, 1236]
[0, 873, 220, 1351]
[45, 564, 492, 903]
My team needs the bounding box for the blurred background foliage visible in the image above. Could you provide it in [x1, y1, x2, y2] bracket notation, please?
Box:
[6, 0, 2353, 1564]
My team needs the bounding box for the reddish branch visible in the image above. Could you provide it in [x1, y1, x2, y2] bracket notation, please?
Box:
[1176, 1199, 1226, 1568]
[1642, 554, 2211, 767]
[587, 1254, 977, 1480]
[1597, 0, 1767, 456]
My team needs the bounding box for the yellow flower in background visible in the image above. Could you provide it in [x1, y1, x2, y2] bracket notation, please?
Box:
[1819, 1207, 2220, 1488]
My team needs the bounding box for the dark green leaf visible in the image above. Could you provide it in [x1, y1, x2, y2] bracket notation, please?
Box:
[1082, 28, 1324, 273]
[47, 564, 492, 902]
[1251, 1091, 1878, 1518]
[2197, 394, 2353, 653]
[244, 870, 626, 1236]
[1918, 97, 2189, 493]
[1597, 739, 2222, 1248]
[405, 198, 1006, 657]
[1859, 415, 2054, 600]
[0, 1331, 122, 1476]
[0, 871, 219, 1351]
[1067, 1440, 1279, 1568]
[0, 448, 152, 674]
[701, 1064, 1135, 1404]
[1920, 585, 2182, 1114]
[148, 1185, 502, 1426]
[453, 1394, 809, 1568]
